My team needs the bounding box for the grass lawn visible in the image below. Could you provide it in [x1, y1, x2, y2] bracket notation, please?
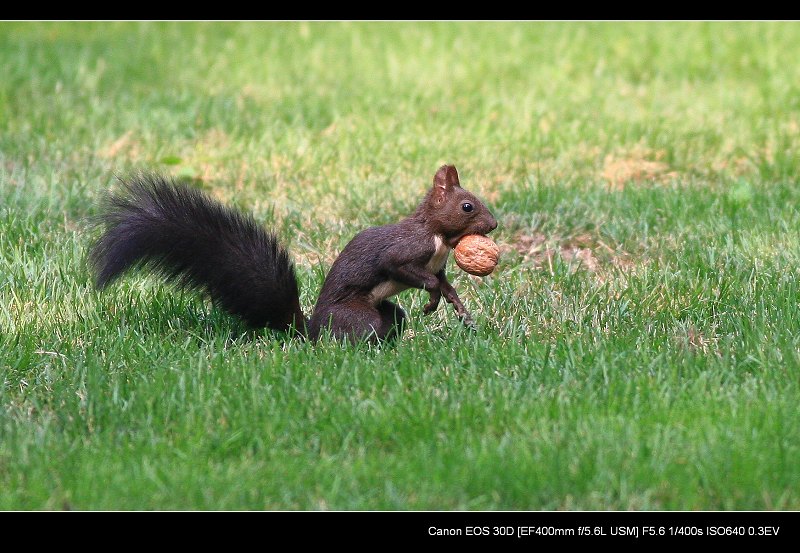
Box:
[1, 21, 799, 510]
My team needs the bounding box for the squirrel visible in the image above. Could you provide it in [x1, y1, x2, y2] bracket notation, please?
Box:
[90, 164, 498, 342]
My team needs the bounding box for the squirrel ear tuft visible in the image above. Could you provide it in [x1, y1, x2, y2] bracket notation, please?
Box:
[432, 165, 461, 204]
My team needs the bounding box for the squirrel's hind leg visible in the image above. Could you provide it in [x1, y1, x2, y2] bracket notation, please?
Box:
[310, 299, 406, 343]
[376, 300, 407, 342]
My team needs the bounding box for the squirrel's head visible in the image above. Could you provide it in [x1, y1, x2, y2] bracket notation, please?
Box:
[421, 165, 498, 248]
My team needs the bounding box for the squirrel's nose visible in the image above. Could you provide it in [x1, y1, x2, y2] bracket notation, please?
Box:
[488, 217, 498, 232]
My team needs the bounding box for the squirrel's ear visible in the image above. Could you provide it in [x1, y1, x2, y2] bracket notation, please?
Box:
[432, 165, 461, 204]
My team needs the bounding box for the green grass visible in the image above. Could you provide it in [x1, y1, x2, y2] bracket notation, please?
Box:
[2, 21, 800, 509]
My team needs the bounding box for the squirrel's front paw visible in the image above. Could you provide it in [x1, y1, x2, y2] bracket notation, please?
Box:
[458, 311, 476, 329]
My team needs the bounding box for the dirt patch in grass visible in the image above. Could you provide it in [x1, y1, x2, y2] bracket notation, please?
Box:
[559, 245, 601, 272]
[601, 145, 678, 189]
[711, 155, 755, 177]
[502, 231, 638, 276]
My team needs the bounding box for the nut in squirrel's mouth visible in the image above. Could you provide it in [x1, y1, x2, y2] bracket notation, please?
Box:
[449, 235, 467, 248]
[450, 233, 485, 248]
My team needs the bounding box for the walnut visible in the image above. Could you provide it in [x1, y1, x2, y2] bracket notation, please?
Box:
[454, 235, 499, 276]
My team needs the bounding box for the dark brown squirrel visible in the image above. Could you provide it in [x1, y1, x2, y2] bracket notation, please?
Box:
[90, 164, 498, 342]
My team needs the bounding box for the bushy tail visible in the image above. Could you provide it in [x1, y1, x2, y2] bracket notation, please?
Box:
[90, 173, 307, 332]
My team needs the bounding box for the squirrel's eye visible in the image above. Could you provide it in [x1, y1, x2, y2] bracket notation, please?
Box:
[462, 202, 474, 213]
